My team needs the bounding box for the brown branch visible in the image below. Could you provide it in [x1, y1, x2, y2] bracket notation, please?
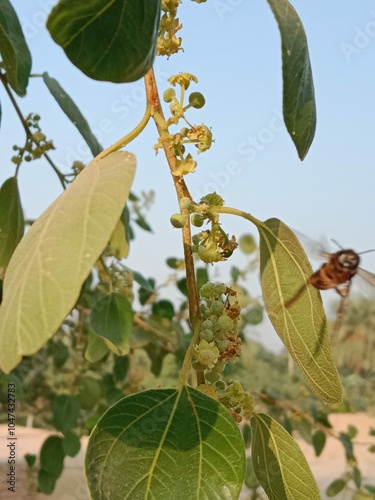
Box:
[144, 68, 200, 326]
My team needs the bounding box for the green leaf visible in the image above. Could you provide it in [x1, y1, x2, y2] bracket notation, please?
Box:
[90, 293, 133, 355]
[251, 412, 321, 500]
[85, 330, 110, 363]
[296, 419, 312, 445]
[339, 432, 354, 459]
[24, 453, 36, 467]
[326, 479, 346, 497]
[78, 373, 103, 410]
[196, 267, 209, 291]
[312, 429, 326, 457]
[108, 217, 129, 259]
[0, 151, 136, 373]
[53, 394, 81, 433]
[0, 177, 24, 279]
[47, 0, 161, 83]
[132, 270, 155, 292]
[42, 72, 103, 156]
[38, 470, 57, 495]
[364, 485, 375, 495]
[177, 277, 188, 297]
[245, 456, 260, 490]
[152, 299, 174, 320]
[86, 387, 246, 499]
[266, 0, 316, 160]
[353, 467, 362, 489]
[62, 431, 81, 457]
[257, 218, 342, 403]
[135, 215, 152, 232]
[0, 0, 32, 96]
[39, 436, 65, 478]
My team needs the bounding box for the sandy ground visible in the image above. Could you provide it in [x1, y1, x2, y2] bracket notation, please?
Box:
[1, 413, 374, 499]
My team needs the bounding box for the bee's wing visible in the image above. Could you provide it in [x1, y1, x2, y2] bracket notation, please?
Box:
[292, 230, 331, 262]
[356, 267, 375, 288]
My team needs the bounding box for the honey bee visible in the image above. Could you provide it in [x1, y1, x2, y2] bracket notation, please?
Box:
[286, 239, 375, 333]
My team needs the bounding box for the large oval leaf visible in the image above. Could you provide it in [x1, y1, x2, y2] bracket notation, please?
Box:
[257, 218, 342, 403]
[43, 72, 103, 157]
[0, 151, 136, 373]
[85, 387, 246, 499]
[266, 0, 316, 160]
[0, 177, 24, 279]
[90, 292, 133, 355]
[47, 0, 161, 83]
[0, 0, 32, 96]
[251, 412, 321, 500]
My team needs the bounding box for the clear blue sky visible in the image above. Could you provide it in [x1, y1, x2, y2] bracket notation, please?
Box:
[1, 1, 375, 351]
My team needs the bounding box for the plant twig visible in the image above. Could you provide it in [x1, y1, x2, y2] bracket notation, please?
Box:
[97, 105, 152, 160]
[144, 68, 200, 325]
[144, 68, 204, 386]
[0, 70, 67, 189]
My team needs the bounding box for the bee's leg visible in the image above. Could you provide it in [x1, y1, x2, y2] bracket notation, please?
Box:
[284, 283, 307, 308]
[331, 292, 349, 344]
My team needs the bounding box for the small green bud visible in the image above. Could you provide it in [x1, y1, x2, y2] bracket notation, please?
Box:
[200, 329, 214, 342]
[170, 213, 186, 228]
[192, 234, 201, 245]
[191, 214, 204, 227]
[180, 127, 190, 137]
[199, 283, 215, 299]
[216, 339, 228, 352]
[163, 88, 176, 102]
[215, 380, 226, 391]
[216, 315, 234, 332]
[201, 319, 214, 330]
[189, 92, 206, 109]
[179, 197, 193, 210]
[212, 283, 227, 296]
[212, 360, 226, 373]
[200, 192, 224, 207]
[197, 245, 222, 263]
[205, 371, 220, 383]
[210, 301, 224, 316]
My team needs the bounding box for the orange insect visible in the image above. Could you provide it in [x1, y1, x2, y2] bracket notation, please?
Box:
[287, 239, 375, 332]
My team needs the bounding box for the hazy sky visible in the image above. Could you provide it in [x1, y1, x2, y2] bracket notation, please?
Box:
[1, 1, 375, 351]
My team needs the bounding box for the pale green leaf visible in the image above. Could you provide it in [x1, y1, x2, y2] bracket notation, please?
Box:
[251, 412, 321, 500]
[108, 218, 129, 259]
[85, 330, 110, 363]
[85, 387, 246, 499]
[47, 0, 161, 83]
[0, 151, 136, 373]
[42, 72, 102, 156]
[90, 293, 133, 355]
[266, 0, 316, 160]
[257, 218, 342, 403]
[0, 0, 32, 96]
[0, 177, 24, 279]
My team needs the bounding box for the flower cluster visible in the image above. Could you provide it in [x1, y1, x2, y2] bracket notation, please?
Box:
[11, 114, 54, 165]
[193, 282, 253, 421]
[158, 0, 182, 57]
[155, 73, 212, 176]
[170, 193, 238, 263]
[193, 282, 242, 370]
